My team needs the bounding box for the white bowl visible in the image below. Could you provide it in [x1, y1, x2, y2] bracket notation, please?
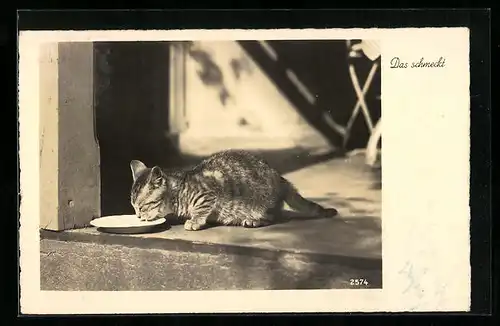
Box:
[90, 215, 167, 234]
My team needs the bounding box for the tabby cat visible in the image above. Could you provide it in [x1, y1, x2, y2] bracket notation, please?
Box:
[130, 149, 337, 231]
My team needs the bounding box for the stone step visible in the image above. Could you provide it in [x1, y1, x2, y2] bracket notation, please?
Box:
[41, 214, 381, 271]
[40, 232, 382, 291]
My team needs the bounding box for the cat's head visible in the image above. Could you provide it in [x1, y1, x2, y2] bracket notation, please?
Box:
[129, 160, 172, 221]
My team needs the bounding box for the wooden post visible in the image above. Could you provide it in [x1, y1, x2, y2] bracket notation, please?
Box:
[39, 42, 101, 231]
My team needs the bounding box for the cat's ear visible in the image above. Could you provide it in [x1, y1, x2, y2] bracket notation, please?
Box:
[130, 160, 148, 182]
[149, 166, 164, 187]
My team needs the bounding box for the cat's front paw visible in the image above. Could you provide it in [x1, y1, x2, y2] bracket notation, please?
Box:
[184, 219, 204, 231]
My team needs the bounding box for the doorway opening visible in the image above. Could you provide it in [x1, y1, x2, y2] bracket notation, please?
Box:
[94, 41, 179, 216]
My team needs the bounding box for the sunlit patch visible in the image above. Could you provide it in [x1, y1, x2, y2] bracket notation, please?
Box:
[278, 254, 313, 273]
[203, 170, 224, 182]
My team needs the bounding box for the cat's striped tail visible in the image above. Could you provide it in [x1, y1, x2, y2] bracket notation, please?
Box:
[280, 177, 338, 218]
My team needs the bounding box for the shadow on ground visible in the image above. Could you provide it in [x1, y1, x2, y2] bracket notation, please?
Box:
[225, 214, 382, 289]
[230, 252, 382, 290]
[224, 215, 381, 256]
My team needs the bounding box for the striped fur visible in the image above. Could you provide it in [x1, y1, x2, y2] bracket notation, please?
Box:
[130, 149, 337, 231]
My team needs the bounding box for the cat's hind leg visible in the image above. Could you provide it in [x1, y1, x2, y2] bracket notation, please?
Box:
[217, 201, 271, 228]
[184, 199, 216, 231]
[238, 205, 273, 228]
[242, 200, 286, 227]
[240, 214, 272, 228]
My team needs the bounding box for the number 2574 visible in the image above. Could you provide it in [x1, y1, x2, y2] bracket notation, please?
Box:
[350, 278, 369, 286]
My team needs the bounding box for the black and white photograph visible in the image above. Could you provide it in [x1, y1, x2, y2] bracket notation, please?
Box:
[37, 39, 382, 291]
[19, 27, 472, 314]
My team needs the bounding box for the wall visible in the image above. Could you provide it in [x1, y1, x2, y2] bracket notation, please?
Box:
[181, 40, 381, 154]
[180, 41, 332, 155]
